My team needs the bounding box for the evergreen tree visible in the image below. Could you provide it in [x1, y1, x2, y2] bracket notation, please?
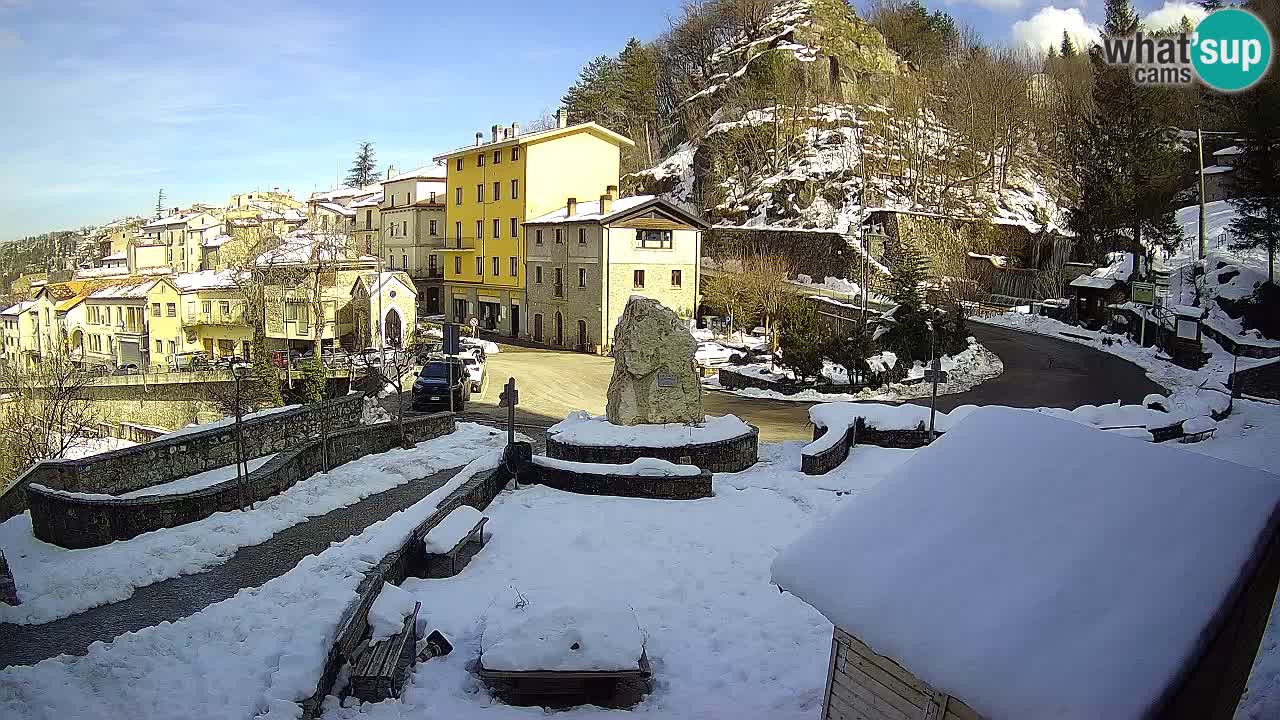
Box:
[155, 188, 165, 216]
[1199, 0, 1224, 10]
[1104, 0, 1139, 35]
[1060, 30, 1077, 58]
[1227, 0, 1280, 285]
[345, 142, 378, 188]
[885, 237, 929, 312]
[562, 55, 625, 130]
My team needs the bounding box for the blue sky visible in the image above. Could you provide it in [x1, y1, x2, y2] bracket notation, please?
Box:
[0, 0, 1206, 241]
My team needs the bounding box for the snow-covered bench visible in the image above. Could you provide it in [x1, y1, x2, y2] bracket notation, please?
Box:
[422, 505, 488, 576]
[351, 601, 420, 702]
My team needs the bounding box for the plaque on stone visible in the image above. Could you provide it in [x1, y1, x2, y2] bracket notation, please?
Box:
[656, 370, 677, 388]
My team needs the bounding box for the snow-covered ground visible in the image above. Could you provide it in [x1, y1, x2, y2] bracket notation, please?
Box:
[706, 339, 1003, 404]
[0, 422, 507, 625]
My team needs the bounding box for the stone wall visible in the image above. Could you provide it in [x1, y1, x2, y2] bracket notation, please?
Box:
[0, 550, 18, 606]
[801, 423, 858, 475]
[703, 227, 855, 283]
[854, 418, 939, 449]
[300, 463, 514, 718]
[719, 366, 865, 396]
[546, 426, 758, 474]
[525, 462, 713, 500]
[1203, 322, 1280, 360]
[26, 412, 455, 549]
[1233, 360, 1280, 402]
[0, 394, 366, 521]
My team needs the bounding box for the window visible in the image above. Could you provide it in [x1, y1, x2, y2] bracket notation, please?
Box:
[554, 268, 563, 297]
[633, 269, 645, 288]
[535, 265, 543, 284]
[389, 194, 395, 208]
[456, 158, 463, 171]
[510, 257, 518, 276]
[166, 303, 176, 317]
[476, 257, 483, 275]
[219, 301, 230, 316]
[202, 301, 211, 315]
[493, 218, 500, 239]
[512, 147, 520, 161]
[510, 179, 519, 199]
[455, 221, 462, 242]
[454, 256, 462, 274]
[167, 340, 176, 354]
[492, 257, 500, 276]
[401, 254, 407, 269]
[155, 340, 162, 353]
[555, 228, 562, 244]
[430, 219, 437, 236]
[477, 153, 485, 167]
[510, 217, 518, 238]
[476, 184, 484, 202]
[638, 229, 673, 249]
[493, 150, 501, 164]
[476, 220, 483, 239]
[455, 187, 462, 205]
[535, 228, 543, 245]
[578, 268, 587, 288]
[578, 227, 586, 244]
[493, 181, 500, 201]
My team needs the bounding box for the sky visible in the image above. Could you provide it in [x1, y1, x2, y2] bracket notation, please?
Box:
[0, 0, 1209, 242]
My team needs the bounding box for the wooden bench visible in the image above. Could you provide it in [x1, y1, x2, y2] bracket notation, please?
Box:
[350, 601, 420, 702]
[423, 505, 489, 576]
[476, 651, 652, 709]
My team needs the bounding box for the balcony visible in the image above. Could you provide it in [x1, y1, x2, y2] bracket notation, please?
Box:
[438, 237, 477, 252]
[185, 309, 245, 327]
[418, 268, 445, 280]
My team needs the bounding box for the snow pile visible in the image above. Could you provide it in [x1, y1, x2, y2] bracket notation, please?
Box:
[532, 455, 702, 477]
[774, 406, 1280, 720]
[1033, 402, 1176, 432]
[367, 582, 420, 642]
[0, 423, 507, 624]
[810, 402, 978, 434]
[866, 350, 897, 373]
[481, 604, 645, 672]
[361, 395, 391, 425]
[0, 452, 504, 720]
[1182, 415, 1218, 435]
[548, 411, 752, 447]
[422, 505, 485, 553]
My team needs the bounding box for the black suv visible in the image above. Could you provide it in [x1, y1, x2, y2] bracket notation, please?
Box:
[411, 359, 470, 411]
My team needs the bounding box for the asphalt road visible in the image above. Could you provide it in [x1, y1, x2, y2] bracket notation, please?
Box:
[464, 323, 1166, 442]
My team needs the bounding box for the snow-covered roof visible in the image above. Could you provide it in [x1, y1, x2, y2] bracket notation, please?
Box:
[88, 280, 158, 300]
[143, 211, 207, 230]
[386, 164, 447, 182]
[351, 192, 383, 209]
[169, 270, 242, 292]
[1212, 145, 1243, 157]
[314, 201, 356, 218]
[101, 251, 127, 262]
[772, 406, 1280, 720]
[432, 122, 634, 161]
[308, 183, 381, 203]
[283, 208, 306, 221]
[255, 233, 369, 268]
[1201, 164, 1234, 175]
[1, 301, 35, 316]
[73, 266, 131, 279]
[1070, 252, 1134, 290]
[526, 195, 704, 227]
[202, 234, 233, 248]
[354, 270, 417, 296]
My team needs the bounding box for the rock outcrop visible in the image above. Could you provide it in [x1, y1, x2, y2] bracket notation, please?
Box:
[606, 297, 704, 426]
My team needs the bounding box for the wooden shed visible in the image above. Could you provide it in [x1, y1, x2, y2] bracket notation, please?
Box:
[772, 407, 1280, 720]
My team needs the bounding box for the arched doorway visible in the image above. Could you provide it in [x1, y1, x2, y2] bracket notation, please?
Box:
[67, 328, 84, 358]
[384, 308, 403, 348]
[554, 312, 563, 347]
[533, 313, 543, 342]
[577, 320, 588, 352]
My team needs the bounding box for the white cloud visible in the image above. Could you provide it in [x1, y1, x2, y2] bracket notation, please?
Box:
[945, 0, 1028, 11]
[1143, 2, 1207, 31]
[1011, 6, 1102, 52]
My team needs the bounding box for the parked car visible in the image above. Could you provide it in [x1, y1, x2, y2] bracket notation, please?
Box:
[456, 352, 486, 392]
[270, 350, 303, 369]
[111, 363, 140, 376]
[695, 341, 744, 366]
[214, 356, 251, 372]
[411, 359, 470, 411]
[169, 351, 212, 372]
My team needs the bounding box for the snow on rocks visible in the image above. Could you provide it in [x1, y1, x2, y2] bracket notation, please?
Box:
[531, 456, 702, 477]
[481, 604, 645, 672]
[774, 406, 1280, 720]
[548, 411, 752, 447]
[0, 423, 507, 625]
[0, 452, 504, 720]
[367, 582, 420, 643]
[1182, 415, 1218, 435]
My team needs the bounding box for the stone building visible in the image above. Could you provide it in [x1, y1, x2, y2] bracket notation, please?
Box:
[347, 270, 417, 350]
[523, 192, 705, 353]
[378, 165, 448, 315]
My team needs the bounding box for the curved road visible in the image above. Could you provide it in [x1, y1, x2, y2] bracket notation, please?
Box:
[468, 323, 1166, 441]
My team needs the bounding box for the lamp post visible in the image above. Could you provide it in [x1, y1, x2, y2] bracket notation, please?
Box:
[231, 363, 248, 486]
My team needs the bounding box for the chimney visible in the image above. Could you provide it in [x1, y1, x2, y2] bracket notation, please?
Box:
[475, 132, 483, 146]
[606, 184, 618, 199]
[599, 193, 613, 215]
[556, 108, 568, 129]
[566, 197, 577, 216]
[386, 166, 394, 180]
[511, 122, 520, 137]
[491, 124, 501, 143]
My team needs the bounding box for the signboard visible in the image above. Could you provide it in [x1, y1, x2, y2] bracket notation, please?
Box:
[1177, 319, 1199, 340]
[923, 370, 948, 383]
[656, 370, 678, 388]
[442, 323, 460, 355]
[469, 317, 479, 333]
[1131, 282, 1156, 306]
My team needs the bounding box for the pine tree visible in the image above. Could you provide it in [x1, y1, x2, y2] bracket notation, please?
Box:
[562, 55, 625, 130]
[1227, 1, 1280, 285]
[155, 188, 165, 216]
[345, 142, 377, 188]
[885, 238, 929, 312]
[1060, 30, 1077, 58]
[1104, 0, 1139, 35]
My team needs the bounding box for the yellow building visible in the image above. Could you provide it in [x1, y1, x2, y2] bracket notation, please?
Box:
[146, 271, 253, 368]
[140, 209, 221, 274]
[81, 279, 158, 368]
[433, 115, 633, 335]
[1, 300, 37, 369]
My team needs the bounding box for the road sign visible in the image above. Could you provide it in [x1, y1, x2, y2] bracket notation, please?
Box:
[923, 370, 948, 383]
[469, 317, 479, 333]
[442, 323, 460, 355]
[1131, 282, 1156, 306]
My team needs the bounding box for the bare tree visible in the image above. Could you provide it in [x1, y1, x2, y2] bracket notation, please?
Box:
[0, 345, 98, 487]
[353, 332, 421, 449]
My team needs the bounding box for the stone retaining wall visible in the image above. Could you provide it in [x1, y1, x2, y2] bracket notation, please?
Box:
[1233, 360, 1280, 402]
[854, 419, 939, 449]
[526, 462, 713, 500]
[1203, 322, 1280, 360]
[26, 413, 455, 549]
[801, 423, 858, 475]
[718, 367, 866, 396]
[0, 394, 365, 522]
[546, 426, 759, 473]
[300, 461, 515, 718]
[0, 550, 18, 607]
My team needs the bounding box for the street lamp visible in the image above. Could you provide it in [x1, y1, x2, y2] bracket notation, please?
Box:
[231, 363, 249, 487]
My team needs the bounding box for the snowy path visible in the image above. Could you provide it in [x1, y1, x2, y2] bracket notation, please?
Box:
[0, 464, 464, 668]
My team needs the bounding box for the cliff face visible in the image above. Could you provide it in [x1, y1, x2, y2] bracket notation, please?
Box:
[630, 0, 1070, 239]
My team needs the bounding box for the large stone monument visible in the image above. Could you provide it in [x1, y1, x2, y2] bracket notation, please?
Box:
[606, 297, 704, 426]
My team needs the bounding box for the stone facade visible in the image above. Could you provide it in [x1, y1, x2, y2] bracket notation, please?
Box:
[546, 426, 759, 474]
[0, 394, 365, 521]
[606, 297, 703, 425]
[26, 412, 455, 549]
[525, 463, 713, 500]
